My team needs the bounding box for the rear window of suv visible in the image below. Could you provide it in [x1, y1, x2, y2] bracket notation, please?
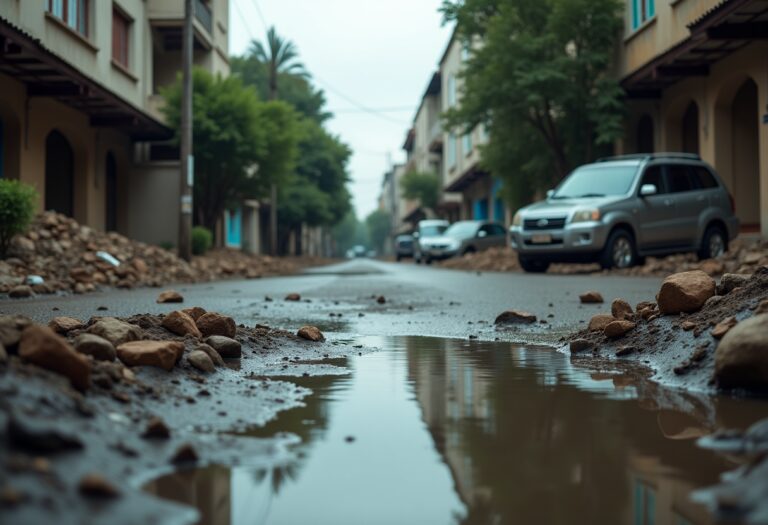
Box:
[691, 166, 719, 189]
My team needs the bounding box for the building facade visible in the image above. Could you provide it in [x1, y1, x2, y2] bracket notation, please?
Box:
[618, 0, 768, 238]
[0, 0, 230, 247]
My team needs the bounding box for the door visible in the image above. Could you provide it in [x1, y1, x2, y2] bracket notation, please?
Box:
[665, 164, 705, 246]
[105, 152, 117, 231]
[634, 165, 678, 250]
[45, 130, 74, 216]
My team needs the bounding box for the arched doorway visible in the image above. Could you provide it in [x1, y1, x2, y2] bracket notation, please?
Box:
[636, 114, 654, 153]
[45, 130, 74, 217]
[105, 152, 117, 231]
[681, 102, 699, 154]
[731, 79, 760, 229]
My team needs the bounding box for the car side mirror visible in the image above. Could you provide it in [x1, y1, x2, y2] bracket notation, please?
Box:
[546, 189, 555, 199]
[477, 230, 488, 238]
[640, 184, 658, 197]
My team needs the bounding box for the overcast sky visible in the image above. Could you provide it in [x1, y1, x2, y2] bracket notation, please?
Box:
[228, 0, 453, 220]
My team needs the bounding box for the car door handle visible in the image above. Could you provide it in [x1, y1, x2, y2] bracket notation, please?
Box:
[664, 199, 674, 206]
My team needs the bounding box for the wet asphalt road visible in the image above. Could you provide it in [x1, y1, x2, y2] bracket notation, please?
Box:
[0, 259, 663, 345]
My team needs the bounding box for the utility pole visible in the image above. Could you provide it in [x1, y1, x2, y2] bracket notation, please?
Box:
[270, 184, 277, 255]
[178, 0, 194, 261]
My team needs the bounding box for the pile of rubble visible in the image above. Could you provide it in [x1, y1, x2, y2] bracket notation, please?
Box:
[0, 212, 323, 297]
[439, 238, 767, 277]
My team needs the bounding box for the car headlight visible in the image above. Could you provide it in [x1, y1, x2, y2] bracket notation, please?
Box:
[512, 212, 522, 227]
[572, 209, 601, 223]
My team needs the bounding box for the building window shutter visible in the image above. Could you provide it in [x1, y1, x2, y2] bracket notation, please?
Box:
[112, 9, 130, 68]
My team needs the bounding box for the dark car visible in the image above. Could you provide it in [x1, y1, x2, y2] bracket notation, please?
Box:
[419, 220, 508, 262]
[395, 234, 414, 261]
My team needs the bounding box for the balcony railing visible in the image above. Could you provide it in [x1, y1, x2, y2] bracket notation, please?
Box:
[195, 0, 213, 34]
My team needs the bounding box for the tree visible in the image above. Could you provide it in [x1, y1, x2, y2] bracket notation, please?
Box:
[248, 26, 306, 100]
[162, 68, 299, 233]
[441, 0, 625, 208]
[365, 209, 391, 254]
[400, 171, 440, 211]
[0, 179, 37, 258]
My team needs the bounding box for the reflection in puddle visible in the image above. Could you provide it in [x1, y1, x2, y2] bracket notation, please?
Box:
[143, 337, 768, 525]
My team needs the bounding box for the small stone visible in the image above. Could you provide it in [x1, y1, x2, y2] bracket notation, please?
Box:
[611, 299, 633, 320]
[681, 321, 696, 331]
[376, 296, 386, 304]
[187, 350, 215, 373]
[569, 339, 593, 353]
[88, 318, 143, 347]
[755, 299, 768, 315]
[0, 343, 6, 364]
[657, 271, 716, 315]
[579, 291, 604, 304]
[285, 293, 301, 301]
[616, 346, 636, 357]
[0, 485, 26, 507]
[73, 334, 116, 361]
[170, 443, 199, 464]
[116, 340, 184, 371]
[142, 417, 171, 439]
[181, 306, 207, 321]
[717, 274, 750, 295]
[588, 314, 615, 332]
[604, 320, 636, 339]
[48, 316, 85, 334]
[8, 285, 33, 299]
[711, 316, 738, 340]
[19, 325, 91, 391]
[161, 310, 202, 338]
[196, 312, 236, 338]
[715, 314, 768, 390]
[494, 310, 537, 325]
[156, 290, 184, 303]
[195, 343, 224, 367]
[204, 336, 241, 358]
[78, 474, 120, 499]
[297, 326, 325, 342]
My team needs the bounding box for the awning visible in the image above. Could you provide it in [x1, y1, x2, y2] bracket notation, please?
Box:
[0, 18, 171, 140]
[622, 0, 768, 98]
[444, 165, 488, 193]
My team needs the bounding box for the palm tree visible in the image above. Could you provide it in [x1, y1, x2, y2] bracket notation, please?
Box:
[248, 26, 307, 100]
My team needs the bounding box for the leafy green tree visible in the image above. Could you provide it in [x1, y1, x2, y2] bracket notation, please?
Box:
[441, 0, 625, 208]
[365, 209, 391, 254]
[400, 171, 440, 211]
[0, 179, 37, 258]
[249, 26, 306, 101]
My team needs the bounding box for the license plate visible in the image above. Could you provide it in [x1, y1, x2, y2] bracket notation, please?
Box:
[531, 234, 552, 244]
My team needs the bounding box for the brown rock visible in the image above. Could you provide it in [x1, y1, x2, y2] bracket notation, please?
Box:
[579, 291, 604, 304]
[0, 343, 7, 364]
[187, 350, 215, 373]
[170, 443, 199, 464]
[132, 258, 148, 274]
[18, 325, 91, 391]
[181, 306, 207, 321]
[195, 343, 225, 367]
[756, 300, 768, 315]
[588, 314, 615, 332]
[142, 417, 171, 439]
[8, 285, 33, 299]
[494, 310, 537, 325]
[604, 320, 636, 339]
[681, 321, 696, 331]
[611, 299, 633, 320]
[196, 312, 236, 338]
[711, 316, 738, 340]
[161, 310, 202, 338]
[569, 339, 593, 353]
[717, 274, 750, 296]
[204, 336, 241, 358]
[0, 315, 32, 352]
[657, 271, 716, 315]
[78, 474, 120, 499]
[88, 318, 143, 347]
[285, 293, 301, 301]
[48, 316, 85, 334]
[116, 340, 184, 371]
[715, 314, 768, 390]
[297, 326, 325, 342]
[73, 334, 116, 361]
[157, 290, 184, 304]
[636, 301, 656, 312]
[376, 295, 386, 304]
[699, 259, 725, 276]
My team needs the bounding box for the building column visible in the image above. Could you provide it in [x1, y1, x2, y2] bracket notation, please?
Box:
[758, 71, 768, 239]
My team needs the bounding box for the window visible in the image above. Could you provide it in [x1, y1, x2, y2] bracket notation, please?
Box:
[447, 133, 457, 168]
[462, 132, 472, 155]
[631, 0, 655, 31]
[112, 8, 131, 68]
[692, 167, 719, 189]
[666, 165, 694, 193]
[447, 74, 457, 108]
[48, 0, 88, 36]
[640, 166, 665, 194]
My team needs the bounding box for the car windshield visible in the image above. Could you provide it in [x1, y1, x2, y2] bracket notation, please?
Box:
[420, 225, 447, 237]
[552, 165, 638, 199]
[444, 222, 478, 239]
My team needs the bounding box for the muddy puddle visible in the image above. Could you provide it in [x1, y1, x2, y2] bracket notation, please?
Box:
[142, 337, 768, 525]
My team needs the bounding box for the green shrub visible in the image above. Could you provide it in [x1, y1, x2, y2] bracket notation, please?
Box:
[191, 226, 213, 255]
[0, 179, 38, 258]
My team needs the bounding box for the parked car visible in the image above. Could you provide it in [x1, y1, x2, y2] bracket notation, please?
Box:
[351, 245, 367, 258]
[419, 220, 507, 263]
[395, 234, 415, 261]
[509, 153, 739, 273]
[413, 219, 449, 263]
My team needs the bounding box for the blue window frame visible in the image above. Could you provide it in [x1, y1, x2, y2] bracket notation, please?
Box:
[631, 0, 655, 30]
[473, 199, 488, 220]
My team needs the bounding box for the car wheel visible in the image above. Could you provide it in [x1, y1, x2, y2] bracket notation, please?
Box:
[698, 225, 727, 261]
[462, 247, 476, 256]
[518, 255, 550, 273]
[600, 229, 637, 270]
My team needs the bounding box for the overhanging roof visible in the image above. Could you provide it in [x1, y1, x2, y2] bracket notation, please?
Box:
[444, 164, 487, 193]
[0, 18, 172, 140]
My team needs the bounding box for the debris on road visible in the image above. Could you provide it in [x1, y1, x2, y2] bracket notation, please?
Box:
[156, 290, 184, 304]
[297, 326, 325, 342]
[579, 291, 604, 304]
[494, 309, 537, 325]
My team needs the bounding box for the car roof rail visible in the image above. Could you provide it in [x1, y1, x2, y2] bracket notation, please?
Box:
[596, 152, 702, 163]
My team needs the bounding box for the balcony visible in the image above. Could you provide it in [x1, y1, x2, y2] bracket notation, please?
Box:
[194, 0, 213, 34]
[148, 0, 214, 51]
[428, 120, 443, 152]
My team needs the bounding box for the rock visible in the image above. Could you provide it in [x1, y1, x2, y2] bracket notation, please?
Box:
[494, 310, 537, 325]
[579, 291, 604, 304]
[116, 340, 184, 371]
[681, 321, 696, 331]
[616, 346, 636, 357]
[8, 285, 33, 299]
[18, 325, 91, 391]
[704, 295, 725, 309]
[73, 334, 116, 361]
[78, 474, 120, 499]
[187, 350, 215, 373]
[181, 306, 207, 321]
[657, 271, 716, 315]
[204, 336, 241, 358]
[611, 299, 633, 320]
[142, 417, 171, 439]
[604, 320, 636, 339]
[195, 344, 224, 367]
[717, 274, 750, 296]
[161, 310, 202, 338]
[715, 314, 768, 390]
[0, 315, 32, 352]
[285, 293, 301, 301]
[170, 443, 199, 464]
[196, 312, 236, 338]
[376, 295, 386, 304]
[7, 415, 83, 453]
[0, 485, 26, 507]
[88, 318, 143, 347]
[757, 300, 768, 315]
[297, 326, 325, 342]
[569, 339, 593, 353]
[699, 259, 725, 276]
[711, 316, 738, 340]
[0, 343, 6, 364]
[588, 314, 615, 332]
[48, 316, 85, 334]
[157, 290, 184, 304]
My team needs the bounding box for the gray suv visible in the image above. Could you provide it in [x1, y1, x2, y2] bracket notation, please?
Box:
[421, 220, 507, 262]
[509, 154, 739, 273]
